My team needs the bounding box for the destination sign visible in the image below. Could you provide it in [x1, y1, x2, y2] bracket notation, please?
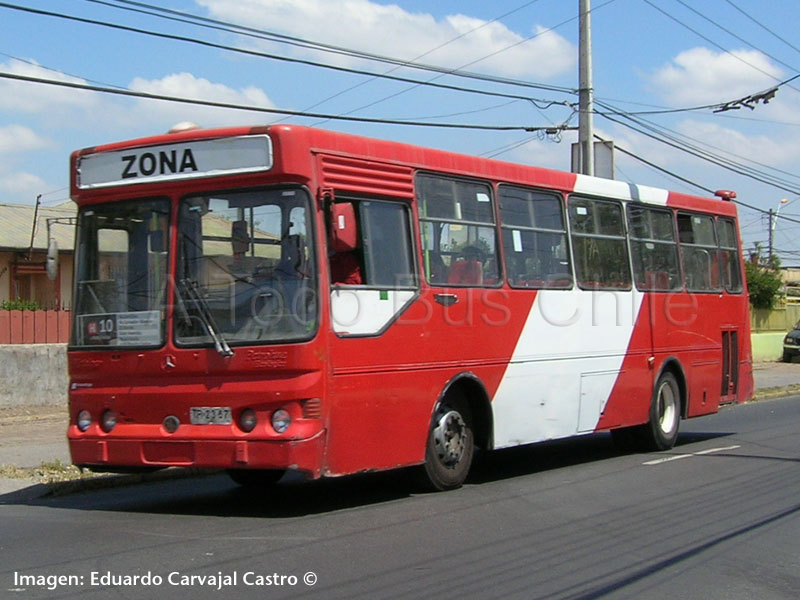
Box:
[77, 135, 273, 189]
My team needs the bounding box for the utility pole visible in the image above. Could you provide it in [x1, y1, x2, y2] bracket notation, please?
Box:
[27, 193, 42, 261]
[578, 0, 594, 176]
[768, 208, 775, 264]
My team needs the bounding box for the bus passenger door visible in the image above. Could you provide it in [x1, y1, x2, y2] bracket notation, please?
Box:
[325, 196, 426, 474]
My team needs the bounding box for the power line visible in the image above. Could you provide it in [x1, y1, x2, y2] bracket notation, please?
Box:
[313, 11, 587, 125]
[69, 0, 576, 95]
[599, 134, 714, 195]
[641, 0, 799, 93]
[91, 0, 562, 92]
[596, 92, 800, 188]
[0, 1, 576, 105]
[83, 0, 581, 128]
[671, 0, 800, 78]
[0, 51, 126, 91]
[292, 0, 550, 122]
[723, 0, 800, 59]
[595, 99, 800, 196]
[609, 138, 800, 226]
[0, 70, 568, 132]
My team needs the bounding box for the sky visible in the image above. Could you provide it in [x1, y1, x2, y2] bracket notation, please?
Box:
[2, 0, 800, 261]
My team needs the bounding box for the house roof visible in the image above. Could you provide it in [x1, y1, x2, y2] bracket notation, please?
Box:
[0, 201, 76, 253]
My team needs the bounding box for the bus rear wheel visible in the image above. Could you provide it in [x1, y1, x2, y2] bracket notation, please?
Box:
[227, 468, 284, 488]
[641, 371, 681, 451]
[611, 371, 681, 453]
[420, 396, 474, 492]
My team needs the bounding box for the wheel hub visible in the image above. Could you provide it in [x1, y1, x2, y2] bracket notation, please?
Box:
[433, 410, 467, 466]
[658, 382, 678, 434]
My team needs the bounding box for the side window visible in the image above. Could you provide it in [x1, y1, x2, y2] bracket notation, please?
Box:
[568, 196, 631, 289]
[417, 174, 500, 286]
[360, 201, 415, 287]
[677, 212, 721, 292]
[627, 205, 681, 291]
[499, 185, 571, 288]
[718, 217, 743, 293]
[329, 199, 415, 287]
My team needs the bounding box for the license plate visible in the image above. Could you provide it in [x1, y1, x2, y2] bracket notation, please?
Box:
[190, 407, 232, 425]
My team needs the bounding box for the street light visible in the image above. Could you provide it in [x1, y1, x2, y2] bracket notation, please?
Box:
[769, 198, 789, 263]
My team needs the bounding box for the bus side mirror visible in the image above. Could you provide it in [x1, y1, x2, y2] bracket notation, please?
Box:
[46, 238, 58, 281]
[329, 203, 358, 252]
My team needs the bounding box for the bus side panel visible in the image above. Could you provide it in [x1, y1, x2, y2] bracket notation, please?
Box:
[595, 291, 657, 431]
[491, 288, 648, 448]
[646, 291, 751, 418]
[325, 368, 437, 474]
[323, 289, 534, 476]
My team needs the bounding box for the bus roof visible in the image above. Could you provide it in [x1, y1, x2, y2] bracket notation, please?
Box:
[72, 124, 738, 217]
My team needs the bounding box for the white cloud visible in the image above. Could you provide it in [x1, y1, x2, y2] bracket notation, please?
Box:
[649, 47, 783, 106]
[676, 119, 797, 167]
[0, 59, 98, 113]
[0, 125, 52, 154]
[0, 171, 48, 195]
[128, 72, 277, 128]
[196, 0, 575, 78]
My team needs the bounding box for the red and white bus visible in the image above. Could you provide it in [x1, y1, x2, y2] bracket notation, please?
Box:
[67, 124, 753, 490]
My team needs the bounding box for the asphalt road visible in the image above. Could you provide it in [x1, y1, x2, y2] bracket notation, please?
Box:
[1, 396, 798, 600]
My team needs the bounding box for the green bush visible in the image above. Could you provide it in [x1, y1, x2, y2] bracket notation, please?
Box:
[745, 252, 783, 309]
[0, 298, 42, 311]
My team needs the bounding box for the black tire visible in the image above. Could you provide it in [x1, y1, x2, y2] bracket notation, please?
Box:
[227, 468, 284, 488]
[783, 350, 792, 363]
[420, 395, 474, 492]
[640, 371, 681, 451]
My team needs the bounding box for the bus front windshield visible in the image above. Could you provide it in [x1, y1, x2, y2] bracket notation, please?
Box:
[175, 187, 317, 350]
[72, 198, 170, 348]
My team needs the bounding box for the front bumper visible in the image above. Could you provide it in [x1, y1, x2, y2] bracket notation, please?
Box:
[69, 429, 327, 478]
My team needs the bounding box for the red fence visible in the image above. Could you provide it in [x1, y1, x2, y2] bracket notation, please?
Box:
[0, 310, 71, 344]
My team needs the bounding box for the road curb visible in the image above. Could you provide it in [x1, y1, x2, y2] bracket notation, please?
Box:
[0, 468, 218, 503]
[751, 384, 800, 402]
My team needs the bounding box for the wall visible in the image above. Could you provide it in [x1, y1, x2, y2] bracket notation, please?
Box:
[0, 310, 71, 344]
[750, 306, 800, 362]
[0, 344, 67, 408]
[751, 332, 786, 362]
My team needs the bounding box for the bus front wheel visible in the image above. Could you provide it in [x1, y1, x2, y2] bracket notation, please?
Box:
[420, 396, 474, 492]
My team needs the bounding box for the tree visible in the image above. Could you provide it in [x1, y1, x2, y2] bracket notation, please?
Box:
[745, 244, 783, 309]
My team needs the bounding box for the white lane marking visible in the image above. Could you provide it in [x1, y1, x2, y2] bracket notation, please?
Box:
[643, 454, 693, 465]
[643, 445, 741, 466]
[694, 445, 741, 455]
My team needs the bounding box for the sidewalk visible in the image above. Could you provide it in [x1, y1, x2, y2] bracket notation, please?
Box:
[1, 361, 798, 498]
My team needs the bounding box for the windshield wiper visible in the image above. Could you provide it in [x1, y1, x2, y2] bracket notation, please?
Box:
[179, 278, 234, 357]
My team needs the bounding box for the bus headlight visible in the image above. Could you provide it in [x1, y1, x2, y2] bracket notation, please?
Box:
[101, 410, 117, 433]
[77, 410, 92, 432]
[271, 409, 291, 434]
